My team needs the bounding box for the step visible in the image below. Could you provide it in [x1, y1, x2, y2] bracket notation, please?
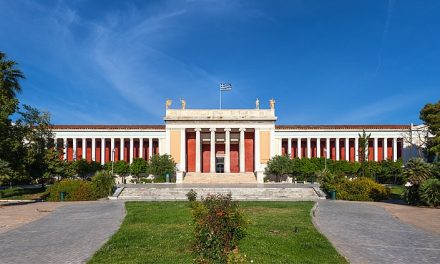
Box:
[183, 173, 257, 184]
[116, 186, 323, 201]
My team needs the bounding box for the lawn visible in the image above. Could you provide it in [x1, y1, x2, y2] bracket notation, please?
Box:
[88, 201, 347, 264]
[0, 186, 46, 200]
[388, 184, 404, 200]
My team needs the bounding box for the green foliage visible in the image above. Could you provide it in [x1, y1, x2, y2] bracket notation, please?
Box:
[130, 158, 149, 180]
[70, 159, 102, 179]
[265, 155, 293, 181]
[403, 158, 433, 186]
[47, 179, 96, 201]
[336, 177, 390, 201]
[186, 189, 197, 202]
[0, 51, 25, 99]
[376, 160, 404, 184]
[0, 159, 15, 186]
[149, 154, 176, 180]
[113, 160, 130, 176]
[0, 186, 46, 199]
[420, 100, 440, 156]
[419, 178, 440, 207]
[189, 193, 247, 264]
[91, 171, 115, 198]
[358, 130, 371, 177]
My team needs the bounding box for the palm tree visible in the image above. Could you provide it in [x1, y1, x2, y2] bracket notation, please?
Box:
[403, 158, 433, 186]
[0, 51, 25, 99]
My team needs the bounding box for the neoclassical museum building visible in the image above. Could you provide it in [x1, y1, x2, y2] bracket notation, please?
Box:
[53, 100, 422, 183]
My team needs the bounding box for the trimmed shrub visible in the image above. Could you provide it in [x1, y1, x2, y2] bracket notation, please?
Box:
[91, 171, 115, 198]
[189, 192, 247, 264]
[336, 177, 390, 201]
[419, 178, 440, 207]
[47, 179, 96, 201]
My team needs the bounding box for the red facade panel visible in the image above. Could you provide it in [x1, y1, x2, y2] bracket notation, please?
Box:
[368, 139, 374, 161]
[387, 139, 393, 160]
[124, 140, 129, 161]
[95, 139, 101, 163]
[114, 140, 120, 161]
[311, 140, 317, 158]
[67, 139, 73, 161]
[245, 132, 254, 172]
[397, 140, 403, 159]
[153, 141, 159, 155]
[86, 140, 92, 162]
[105, 140, 111, 163]
[378, 139, 384, 161]
[77, 140, 83, 160]
[320, 140, 325, 158]
[301, 139, 307, 158]
[281, 140, 287, 156]
[330, 140, 336, 160]
[349, 139, 355, 162]
[186, 132, 196, 172]
[340, 139, 345, 161]
[230, 144, 239, 173]
[292, 140, 298, 158]
[202, 144, 210, 173]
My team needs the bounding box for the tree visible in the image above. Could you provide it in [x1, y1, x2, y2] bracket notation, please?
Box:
[130, 158, 149, 182]
[0, 51, 25, 99]
[403, 158, 433, 186]
[17, 105, 54, 187]
[420, 100, 440, 159]
[149, 154, 176, 179]
[113, 160, 130, 183]
[264, 155, 293, 182]
[0, 159, 15, 187]
[358, 130, 371, 177]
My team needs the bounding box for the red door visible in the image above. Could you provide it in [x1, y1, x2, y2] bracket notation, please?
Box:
[245, 132, 254, 172]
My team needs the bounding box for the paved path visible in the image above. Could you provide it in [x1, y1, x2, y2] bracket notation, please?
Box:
[0, 201, 125, 264]
[314, 201, 440, 264]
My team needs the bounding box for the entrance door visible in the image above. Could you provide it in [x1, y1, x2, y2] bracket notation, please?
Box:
[216, 157, 224, 173]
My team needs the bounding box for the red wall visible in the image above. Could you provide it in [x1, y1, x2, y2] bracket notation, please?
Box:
[301, 139, 307, 158]
[349, 139, 355, 162]
[77, 140, 83, 160]
[86, 140, 92, 162]
[320, 140, 325, 158]
[95, 139, 101, 163]
[397, 140, 402, 159]
[230, 144, 239, 173]
[124, 140, 129, 161]
[340, 139, 345, 161]
[245, 132, 254, 172]
[105, 140, 111, 163]
[202, 144, 210, 172]
[311, 140, 317, 158]
[153, 141, 159, 155]
[281, 140, 287, 155]
[387, 139, 393, 160]
[114, 140, 120, 161]
[378, 139, 384, 161]
[330, 140, 336, 160]
[292, 140, 298, 158]
[368, 139, 374, 161]
[133, 140, 139, 159]
[186, 132, 196, 172]
[67, 139, 73, 161]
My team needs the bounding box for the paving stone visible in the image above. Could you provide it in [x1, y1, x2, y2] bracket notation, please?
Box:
[314, 201, 440, 264]
[0, 201, 125, 264]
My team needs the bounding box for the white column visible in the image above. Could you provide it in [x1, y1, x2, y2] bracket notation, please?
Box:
[101, 138, 105, 165]
[148, 138, 153, 159]
[345, 138, 349, 161]
[180, 129, 186, 172]
[355, 137, 359, 162]
[325, 138, 330, 159]
[297, 138, 302, 158]
[224, 128, 231, 173]
[287, 138, 292, 158]
[139, 138, 144, 159]
[383, 138, 388, 160]
[129, 138, 134, 164]
[92, 138, 96, 161]
[195, 129, 201, 172]
[239, 128, 246, 172]
[307, 138, 311, 158]
[393, 138, 397, 161]
[63, 138, 68, 160]
[317, 138, 321, 158]
[111, 138, 115, 162]
[374, 137, 378, 161]
[120, 138, 125, 161]
[73, 138, 77, 161]
[254, 128, 260, 171]
[82, 138, 86, 160]
[335, 138, 340, 161]
[210, 128, 216, 173]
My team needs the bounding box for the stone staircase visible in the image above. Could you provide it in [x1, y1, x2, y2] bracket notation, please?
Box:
[183, 172, 257, 184]
[115, 185, 324, 201]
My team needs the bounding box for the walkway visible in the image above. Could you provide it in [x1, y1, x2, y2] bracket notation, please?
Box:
[0, 201, 125, 264]
[314, 200, 440, 264]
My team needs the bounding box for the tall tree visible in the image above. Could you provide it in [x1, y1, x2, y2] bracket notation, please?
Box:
[0, 51, 25, 99]
[420, 100, 440, 159]
[358, 130, 371, 177]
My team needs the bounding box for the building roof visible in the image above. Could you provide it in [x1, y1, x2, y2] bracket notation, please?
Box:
[52, 125, 165, 130]
[275, 125, 411, 130]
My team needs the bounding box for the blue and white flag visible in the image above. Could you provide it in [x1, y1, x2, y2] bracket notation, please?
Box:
[220, 83, 232, 91]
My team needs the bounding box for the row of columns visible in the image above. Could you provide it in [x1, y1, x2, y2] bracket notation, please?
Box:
[192, 128, 248, 173]
[58, 138, 157, 165]
[282, 137, 400, 161]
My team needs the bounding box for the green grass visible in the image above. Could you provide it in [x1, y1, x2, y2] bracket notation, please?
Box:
[88, 201, 346, 264]
[388, 185, 404, 200]
[0, 187, 46, 200]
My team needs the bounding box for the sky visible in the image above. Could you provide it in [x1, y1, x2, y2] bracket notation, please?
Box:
[1, 0, 439, 125]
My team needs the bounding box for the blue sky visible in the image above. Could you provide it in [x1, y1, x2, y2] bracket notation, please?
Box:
[1, 0, 439, 125]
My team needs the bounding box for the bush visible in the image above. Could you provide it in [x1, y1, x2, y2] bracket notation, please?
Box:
[189, 192, 247, 264]
[336, 178, 390, 201]
[91, 171, 115, 198]
[419, 178, 440, 207]
[47, 179, 96, 201]
[149, 154, 176, 178]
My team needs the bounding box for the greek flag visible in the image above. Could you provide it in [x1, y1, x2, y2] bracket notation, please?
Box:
[220, 83, 232, 91]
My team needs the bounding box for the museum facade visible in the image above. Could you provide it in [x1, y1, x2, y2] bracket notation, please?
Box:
[53, 100, 420, 183]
